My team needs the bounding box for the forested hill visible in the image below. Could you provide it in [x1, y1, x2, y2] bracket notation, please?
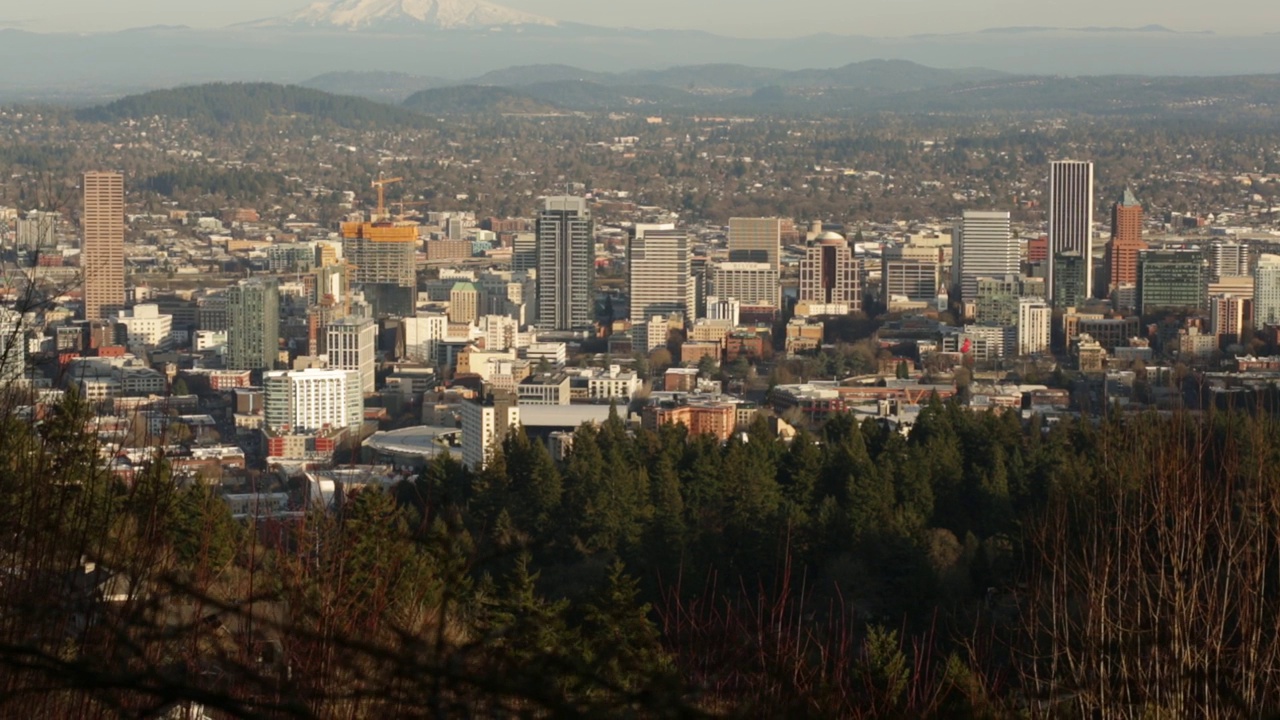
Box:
[75, 82, 430, 128]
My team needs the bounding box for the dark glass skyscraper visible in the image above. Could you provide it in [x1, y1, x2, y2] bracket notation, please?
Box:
[1048, 160, 1095, 301]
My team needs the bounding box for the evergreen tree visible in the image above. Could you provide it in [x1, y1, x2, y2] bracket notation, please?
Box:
[580, 561, 674, 693]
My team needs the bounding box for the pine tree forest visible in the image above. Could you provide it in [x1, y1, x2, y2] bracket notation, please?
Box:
[4, 389, 1280, 719]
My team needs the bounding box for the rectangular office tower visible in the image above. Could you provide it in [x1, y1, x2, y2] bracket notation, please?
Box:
[1137, 250, 1207, 316]
[629, 228, 694, 351]
[728, 217, 782, 269]
[536, 196, 594, 331]
[799, 233, 861, 313]
[1254, 254, 1280, 330]
[82, 171, 125, 321]
[1048, 160, 1095, 301]
[326, 317, 377, 395]
[226, 278, 281, 372]
[954, 211, 1015, 303]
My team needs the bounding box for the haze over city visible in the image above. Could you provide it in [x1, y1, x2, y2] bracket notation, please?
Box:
[4, 0, 1277, 36]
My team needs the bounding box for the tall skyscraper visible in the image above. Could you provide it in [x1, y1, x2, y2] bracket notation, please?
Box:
[536, 197, 594, 331]
[954, 211, 1016, 303]
[798, 232, 862, 313]
[1254, 254, 1280, 330]
[326, 317, 377, 395]
[226, 278, 280, 371]
[1105, 187, 1146, 295]
[629, 227, 694, 350]
[1048, 160, 1095, 301]
[82, 171, 125, 321]
[728, 217, 782, 269]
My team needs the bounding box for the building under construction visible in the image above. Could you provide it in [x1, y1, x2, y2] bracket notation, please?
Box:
[341, 178, 419, 318]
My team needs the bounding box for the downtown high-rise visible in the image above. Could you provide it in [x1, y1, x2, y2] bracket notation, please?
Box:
[629, 227, 695, 350]
[798, 232, 862, 313]
[1104, 187, 1146, 297]
[728, 217, 782, 269]
[1254, 254, 1280, 330]
[82, 171, 125, 321]
[536, 197, 594, 331]
[954, 211, 1016, 303]
[226, 278, 281, 372]
[1048, 160, 1095, 301]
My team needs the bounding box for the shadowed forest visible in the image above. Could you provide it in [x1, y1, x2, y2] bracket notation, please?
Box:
[2, 392, 1279, 718]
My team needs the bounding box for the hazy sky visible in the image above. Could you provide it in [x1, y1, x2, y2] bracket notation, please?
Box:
[0, 0, 1273, 37]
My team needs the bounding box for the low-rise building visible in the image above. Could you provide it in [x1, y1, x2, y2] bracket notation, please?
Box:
[642, 400, 737, 441]
[518, 372, 571, 406]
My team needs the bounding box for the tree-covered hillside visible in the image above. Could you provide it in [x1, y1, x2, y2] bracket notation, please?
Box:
[76, 82, 430, 128]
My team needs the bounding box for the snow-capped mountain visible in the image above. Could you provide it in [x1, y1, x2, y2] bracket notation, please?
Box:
[245, 0, 558, 31]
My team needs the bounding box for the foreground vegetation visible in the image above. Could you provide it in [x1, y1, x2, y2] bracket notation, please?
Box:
[3, 391, 1280, 718]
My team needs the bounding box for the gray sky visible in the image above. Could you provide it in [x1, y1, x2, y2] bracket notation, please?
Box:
[0, 0, 1273, 36]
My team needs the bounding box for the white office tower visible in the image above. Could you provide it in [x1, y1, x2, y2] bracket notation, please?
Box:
[1254, 254, 1280, 330]
[705, 296, 741, 325]
[481, 315, 521, 352]
[326, 317, 377, 394]
[114, 304, 175, 349]
[1210, 241, 1248, 280]
[461, 395, 520, 471]
[401, 314, 449, 364]
[1017, 300, 1052, 356]
[0, 307, 25, 386]
[264, 369, 363, 433]
[1048, 160, 1095, 300]
[708, 262, 780, 309]
[728, 217, 783, 269]
[536, 197, 594, 331]
[954, 211, 1016, 303]
[629, 227, 694, 352]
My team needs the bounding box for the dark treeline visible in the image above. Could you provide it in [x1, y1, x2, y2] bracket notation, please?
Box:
[3, 393, 1280, 718]
[75, 83, 431, 129]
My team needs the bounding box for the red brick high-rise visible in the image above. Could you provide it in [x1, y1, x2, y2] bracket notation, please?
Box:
[1104, 187, 1146, 296]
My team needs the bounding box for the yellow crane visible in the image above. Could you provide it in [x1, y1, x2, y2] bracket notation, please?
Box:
[371, 176, 403, 220]
[392, 199, 429, 220]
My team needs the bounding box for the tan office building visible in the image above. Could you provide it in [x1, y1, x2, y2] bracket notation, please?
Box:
[728, 217, 782, 269]
[82, 171, 125, 320]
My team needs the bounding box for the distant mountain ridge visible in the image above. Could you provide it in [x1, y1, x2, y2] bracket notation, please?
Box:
[69, 69, 1280, 124]
[241, 0, 556, 30]
[2, 21, 1280, 102]
[308, 59, 1010, 100]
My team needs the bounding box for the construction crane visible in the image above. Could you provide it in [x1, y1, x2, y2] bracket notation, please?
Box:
[392, 199, 429, 220]
[371, 176, 403, 220]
